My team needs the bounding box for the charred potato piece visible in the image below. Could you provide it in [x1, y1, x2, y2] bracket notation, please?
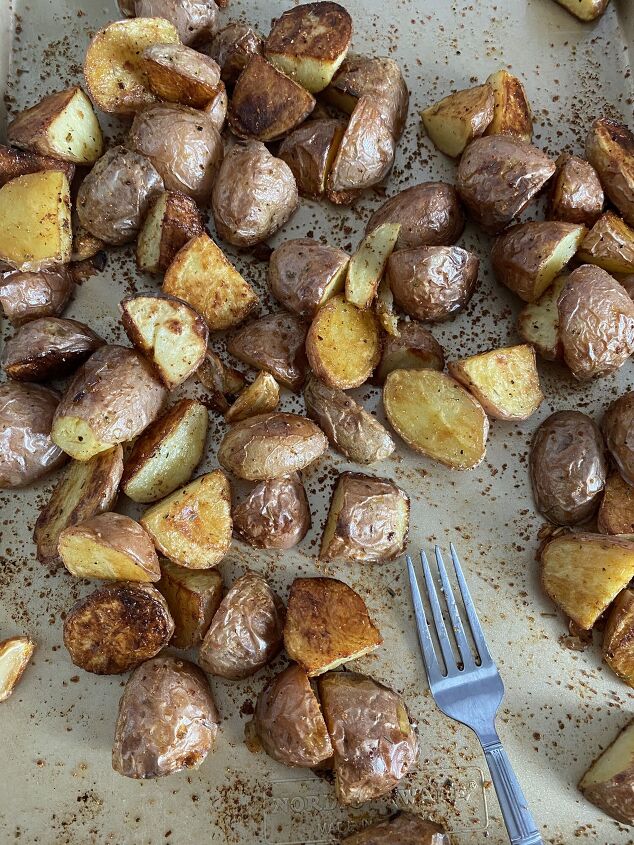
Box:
[63, 582, 174, 675]
[199, 570, 285, 679]
[227, 312, 307, 392]
[142, 43, 221, 107]
[284, 577, 382, 675]
[374, 321, 444, 384]
[233, 472, 310, 549]
[278, 118, 345, 198]
[603, 589, 634, 686]
[133, 0, 220, 46]
[51, 345, 167, 461]
[209, 22, 263, 85]
[0, 143, 75, 187]
[346, 223, 400, 310]
[218, 412, 328, 481]
[225, 372, 280, 423]
[268, 238, 349, 319]
[579, 720, 634, 825]
[0, 636, 36, 702]
[320, 472, 409, 563]
[196, 348, 246, 413]
[158, 559, 223, 649]
[586, 118, 634, 227]
[548, 154, 604, 226]
[598, 473, 634, 535]
[137, 191, 203, 275]
[112, 655, 219, 779]
[555, 0, 610, 21]
[577, 211, 634, 274]
[421, 83, 494, 158]
[141, 470, 232, 569]
[342, 813, 450, 845]
[483, 69, 532, 142]
[602, 392, 634, 486]
[516, 273, 568, 361]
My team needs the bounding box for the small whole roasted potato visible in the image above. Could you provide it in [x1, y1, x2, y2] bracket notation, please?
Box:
[598, 473, 634, 535]
[421, 83, 494, 158]
[484, 69, 532, 142]
[137, 191, 204, 276]
[212, 142, 298, 247]
[208, 22, 263, 85]
[603, 589, 634, 687]
[548, 154, 604, 226]
[516, 273, 568, 361]
[0, 636, 36, 702]
[198, 570, 285, 679]
[226, 312, 307, 392]
[142, 43, 221, 107]
[158, 560, 223, 649]
[278, 119, 346, 198]
[112, 655, 219, 779]
[530, 410, 607, 526]
[603, 392, 634, 486]
[374, 320, 445, 384]
[2, 318, 104, 382]
[233, 473, 310, 549]
[342, 813, 450, 845]
[586, 118, 634, 227]
[579, 720, 634, 825]
[133, 0, 220, 46]
[268, 238, 349, 319]
[0, 269, 74, 326]
[577, 211, 634, 275]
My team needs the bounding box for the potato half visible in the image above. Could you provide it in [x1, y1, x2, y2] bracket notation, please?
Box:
[137, 191, 203, 275]
[421, 83, 494, 158]
[232, 472, 311, 550]
[345, 223, 400, 310]
[484, 69, 532, 142]
[598, 473, 634, 535]
[0, 143, 75, 188]
[227, 312, 307, 392]
[268, 238, 349, 319]
[374, 321, 445, 385]
[158, 559, 224, 649]
[516, 273, 568, 361]
[577, 211, 634, 275]
[579, 720, 634, 825]
[602, 391, 634, 486]
[142, 43, 221, 107]
[342, 813, 450, 845]
[0, 637, 35, 702]
[586, 118, 634, 227]
[603, 589, 634, 687]
[278, 119, 345, 198]
[548, 154, 604, 227]
[225, 372, 280, 423]
[209, 22, 263, 85]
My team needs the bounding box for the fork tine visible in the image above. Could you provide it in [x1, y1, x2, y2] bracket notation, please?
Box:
[434, 546, 474, 669]
[449, 543, 493, 666]
[420, 550, 456, 672]
[406, 555, 443, 685]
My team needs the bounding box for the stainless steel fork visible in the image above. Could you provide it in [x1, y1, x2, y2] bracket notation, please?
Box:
[406, 544, 543, 845]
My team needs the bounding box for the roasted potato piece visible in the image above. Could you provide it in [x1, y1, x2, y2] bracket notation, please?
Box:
[285, 577, 382, 675]
[278, 119, 345, 198]
[577, 211, 634, 274]
[0, 143, 75, 187]
[346, 223, 400, 310]
[342, 813, 450, 845]
[137, 191, 203, 275]
[51, 345, 167, 461]
[133, 0, 220, 46]
[448, 344, 543, 421]
[268, 238, 348, 319]
[483, 69, 532, 142]
[253, 663, 332, 767]
[228, 54, 315, 142]
[142, 43, 221, 107]
[71, 222, 105, 263]
[34, 446, 123, 567]
[586, 118, 634, 227]
[141, 470, 232, 569]
[555, 0, 610, 21]
[306, 295, 381, 389]
[232, 472, 310, 549]
[201, 82, 227, 131]
[112, 655, 219, 779]
[77, 146, 163, 245]
[516, 273, 568, 361]
[579, 719, 634, 825]
[0, 170, 71, 270]
[0, 383, 66, 489]
[598, 473, 634, 535]
[7, 86, 103, 165]
[540, 533, 634, 630]
[304, 375, 395, 464]
[2, 317, 104, 382]
[118, 0, 136, 14]
[375, 276, 399, 336]
[225, 372, 280, 423]
[208, 22, 263, 85]
[196, 348, 246, 412]
[320, 472, 409, 563]
[318, 671, 419, 805]
[163, 233, 258, 331]
[421, 83, 494, 158]
[83, 18, 180, 114]
[158, 560, 223, 648]
[603, 589, 634, 686]
[558, 265, 634, 380]
[387, 245, 479, 321]
[218, 412, 328, 481]
[374, 321, 444, 384]
[0, 636, 35, 702]
[198, 570, 285, 679]
[602, 392, 634, 486]
[226, 312, 307, 392]
[63, 582, 174, 675]
[456, 136, 555, 234]
[384, 369, 488, 469]
[548, 154, 604, 226]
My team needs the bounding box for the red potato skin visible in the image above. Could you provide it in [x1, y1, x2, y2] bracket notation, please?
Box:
[208, 22, 263, 85]
[603, 392, 634, 487]
[0, 269, 74, 326]
[233, 473, 311, 549]
[548, 154, 604, 227]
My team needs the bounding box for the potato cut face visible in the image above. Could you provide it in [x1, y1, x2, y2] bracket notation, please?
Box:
[577, 211, 634, 275]
[158, 559, 223, 649]
[603, 589, 634, 686]
[345, 223, 401, 310]
[277, 119, 345, 198]
[579, 720, 634, 825]
[598, 473, 634, 535]
[421, 83, 494, 158]
[142, 43, 221, 107]
[383, 369, 488, 469]
[136, 191, 203, 275]
[284, 577, 383, 675]
[0, 637, 35, 702]
[541, 534, 634, 630]
[484, 69, 532, 141]
[448, 344, 543, 421]
[555, 0, 609, 21]
[225, 372, 280, 423]
[375, 276, 399, 336]
[141, 471, 232, 569]
[516, 274, 567, 361]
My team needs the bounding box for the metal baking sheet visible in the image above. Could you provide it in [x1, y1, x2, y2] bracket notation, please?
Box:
[1, 1, 634, 843]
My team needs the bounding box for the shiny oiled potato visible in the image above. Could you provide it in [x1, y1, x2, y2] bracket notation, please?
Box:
[0, 142, 76, 187]
[342, 813, 450, 845]
[421, 83, 494, 158]
[484, 69, 532, 142]
[598, 473, 634, 535]
[2, 318, 104, 382]
[548, 154, 604, 227]
[142, 43, 221, 107]
[112, 655, 219, 779]
[158, 560, 223, 649]
[0, 269, 74, 326]
[0, 636, 36, 702]
[579, 720, 634, 826]
[226, 312, 308, 392]
[201, 82, 227, 131]
[278, 119, 346, 198]
[577, 211, 634, 275]
[233, 472, 310, 550]
[268, 238, 349, 319]
[374, 320, 445, 384]
[224, 372, 280, 423]
[208, 22, 263, 85]
[603, 589, 634, 687]
[137, 189, 205, 273]
[134, 0, 220, 46]
[586, 118, 634, 227]
[602, 392, 634, 486]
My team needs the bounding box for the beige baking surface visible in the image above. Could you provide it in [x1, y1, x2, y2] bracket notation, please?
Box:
[1, 1, 634, 843]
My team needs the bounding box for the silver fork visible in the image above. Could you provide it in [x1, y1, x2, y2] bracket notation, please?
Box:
[406, 544, 543, 845]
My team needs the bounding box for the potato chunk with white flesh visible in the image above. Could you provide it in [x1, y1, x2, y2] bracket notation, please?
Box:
[586, 118, 634, 228]
[59, 513, 161, 582]
[383, 369, 488, 470]
[374, 321, 445, 384]
[306, 295, 381, 390]
[320, 472, 409, 563]
[141, 471, 232, 569]
[345, 223, 400, 310]
[448, 344, 543, 421]
[0, 637, 35, 702]
[421, 84, 494, 158]
[555, 0, 610, 22]
[484, 69, 532, 142]
[579, 720, 634, 825]
[158, 560, 224, 649]
[268, 238, 349, 319]
[225, 372, 280, 423]
[227, 312, 307, 392]
[163, 234, 258, 331]
[598, 473, 634, 535]
[540, 533, 634, 630]
[603, 589, 634, 687]
[516, 274, 568, 361]
[285, 577, 382, 675]
[137, 191, 204, 275]
[577, 212, 634, 275]
[142, 43, 221, 107]
[548, 154, 604, 227]
[0, 171, 71, 270]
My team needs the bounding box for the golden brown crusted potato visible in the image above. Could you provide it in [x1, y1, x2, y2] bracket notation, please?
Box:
[586, 118, 634, 227]
[71, 221, 105, 263]
[421, 83, 494, 158]
[456, 135, 555, 234]
[134, 0, 220, 46]
[374, 320, 445, 384]
[142, 43, 221, 107]
[218, 412, 328, 481]
[208, 22, 263, 85]
[63, 582, 174, 675]
[602, 392, 634, 486]
[112, 655, 219, 779]
[158, 559, 223, 649]
[0, 636, 36, 702]
[306, 295, 381, 389]
[548, 154, 604, 226]
[345, 223, 400, 310]
[579, 720, 634, 826]
[211, 141, 298, 247]
[225, 372, 280, 423]
[140, 470, 232, 569]
[602, 589, 634, 687]
[137, 191, 204, 275]
[284, 577, 382, 675]
[342, 813, 450, 845]
[51, 345, 168, 461]
[278, 118, 345, 198]
[483, 69, 532, 142]
[598, 473, 634, 535]
[516, 273, 568, 361]
[196, 348, 246, 413]
[226, 312, 307, 392]
[0, 143, 75, 187]
[198, 570, 285, 679]
[163, 233, 258, 331]
[320, 472, 409, 563]
[268, 238, 349, 319]
[577, 211, 634, 275]
[34, 446, 124, 567]
[232, 472, 311, 549]
[383, 369, 488, 469]
[555, 0, 610, 21]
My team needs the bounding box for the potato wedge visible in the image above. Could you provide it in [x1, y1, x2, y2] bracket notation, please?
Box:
[586, 118, 634, 227]
[1, 269, 75, 327]
[541, 533, 634, 630]
[141, 471, 231, 569]
[598, 473, 634, 535]
[555, 0, 609, 21]
[0, 636, 35, 702]
[577, 211, 634, 275]
[225, 372, 280, 423]
[278, 118, 345, 198]
[136, 191, 204, 275]
[579, 720, 634, 825]
[603, 589, 634, 687]
[232, 473, 310, 550]
[209, 22, 263, 85]
[59, 512, 161, 582]
[306, 294, 381, 389]
[345, 223, 400, 310]
[0, 143, 75, 187]
[268, 238, 349, 319]
[158, 559, 223, 649]
[374, 320, 444, 384]
[285, 577, 382, 675]
[548, 154, 604, 226]
[196, 349, 246, 413]
[602, 392, 634, 486]
[142, 43, 221, 107]
[8, 87, 103, 165]
[516, 273, 568, 361]
[384, 369, 488, 469]
[421, 83, 494, 158]
[342, 813, 450, 845]
[0, 171, 71, 270]
[163, 234, 258, 331]
[483, 69, 532, 142]
[227, 312, 307, 392]
[83, 18, 180, 114]
[375, 276, 399, 336]
[448, 344, 543, 421]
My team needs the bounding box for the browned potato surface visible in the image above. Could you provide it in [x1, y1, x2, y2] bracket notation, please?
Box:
[421, 83, 494, 158]
[134, 0, 220, 46]
[577, 211, 634, 275]
[0, 143, 75, 187]
[208, 22, 263, 85]
[374, 321, 445, 384]
[579, 720, 634, 825]
[483, 69, 532, 142]
[603, 589, 634, 687]
[602, 392, 634, 486]
[137, 191, 204, 275]
[71, 223, 105, 263]
[2, 318, 104, 382]
[0, 636, 36, 702]
[225, 372, 280, 423]
[598, 473, 634, 535]
[548, 154, 604, 226]
[342, 813, 450, 845]
[142, 43, 221, 107]
[268, 238, 349, 319]
[278, 119, 345, 198]
[196, 348, 246, 413]
[158, 560, 223, 649]
[233, 472, 310, 549]
[516, 273, 568, 361]
[227, 312, 307, 392]
[586, 118, 634, 227]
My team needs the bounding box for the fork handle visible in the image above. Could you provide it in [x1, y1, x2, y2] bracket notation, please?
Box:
[482, 738, 543, 845]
